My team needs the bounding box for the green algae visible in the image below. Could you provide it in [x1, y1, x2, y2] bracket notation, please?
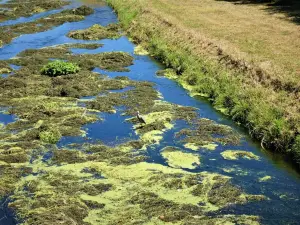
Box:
[161, 146, 200, 169]
[134, 45, 149, 55]
[68, 23, 121, 40]
[176, 118, 241, 149]
[221, 150, 260, 161]
[259, 175, 272, 182]
[202, 143, 218, 151]
[184, 142, 218, 151]
[0, 23, 265, 225]
[6, 142, 265, 225]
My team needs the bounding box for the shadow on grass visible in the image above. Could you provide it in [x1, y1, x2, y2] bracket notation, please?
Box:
[216, 0, 300, 25]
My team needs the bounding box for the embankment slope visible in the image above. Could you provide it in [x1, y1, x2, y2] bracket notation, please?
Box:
[107, 0, 300, 166]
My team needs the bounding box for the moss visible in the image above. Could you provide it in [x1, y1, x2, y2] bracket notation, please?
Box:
[221, 150, 260, 161]
[161, 146, 200, 169]
[68, 24, 121, 40]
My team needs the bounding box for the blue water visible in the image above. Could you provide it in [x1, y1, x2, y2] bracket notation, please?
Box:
[0, 1, 300, 224]
[0, 1, 80, 27]
[0, 110, 16, 125]
[58, 111, 138, 147]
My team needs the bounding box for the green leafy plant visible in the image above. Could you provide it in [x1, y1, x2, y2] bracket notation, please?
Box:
[39, 128, 62, 144]
[41, 60, 80, 77]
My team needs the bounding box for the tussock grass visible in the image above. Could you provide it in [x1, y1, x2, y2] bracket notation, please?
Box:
[107, 0, 300, 166]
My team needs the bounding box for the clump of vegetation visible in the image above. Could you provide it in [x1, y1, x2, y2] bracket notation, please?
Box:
[62, 43, 103, 49]
[70, 5, 94, 16]
[161, 146, 200, 169]
[68, 23, 121, 40]
[221, 150, 260, 160]
[39, 128, 62, 144]
[176, 118, 241, 149]
[41, 60, 80, 77]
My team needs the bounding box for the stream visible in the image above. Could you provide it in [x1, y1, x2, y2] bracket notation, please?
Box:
[0, 0, 300, 224]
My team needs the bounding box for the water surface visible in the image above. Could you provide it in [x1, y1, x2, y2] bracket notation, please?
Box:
[0, 1, 300, 224]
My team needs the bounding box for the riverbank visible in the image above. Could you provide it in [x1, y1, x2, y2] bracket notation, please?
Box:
[106, 0, 300, 166]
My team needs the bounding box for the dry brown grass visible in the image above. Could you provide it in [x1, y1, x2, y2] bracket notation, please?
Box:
[147, 0, 300, 83]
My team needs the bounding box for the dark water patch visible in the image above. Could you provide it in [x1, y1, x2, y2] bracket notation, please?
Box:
[0, 197, 16, 225]
[58, 111, 138, 147]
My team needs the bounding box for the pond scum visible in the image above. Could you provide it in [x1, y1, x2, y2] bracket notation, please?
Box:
[0, 2, 267, 224]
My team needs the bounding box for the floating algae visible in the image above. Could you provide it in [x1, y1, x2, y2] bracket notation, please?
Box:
[259, 175, 272, 182]
[221, 150, 260, 161]
[161, 146, 200, 169]
[184, 142, 218, 151]
[68, 23, 121, 40]
[176, 118, 241, 150]
[0, 5, 95, 46]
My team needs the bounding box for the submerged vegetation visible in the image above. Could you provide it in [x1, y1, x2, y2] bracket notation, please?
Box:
[68, 23, 121, 40]
[107, 0, 300, 167]
[176, 118, 240, 150]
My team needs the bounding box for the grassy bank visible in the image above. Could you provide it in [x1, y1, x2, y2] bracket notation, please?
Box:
[106, 0, 300, 166]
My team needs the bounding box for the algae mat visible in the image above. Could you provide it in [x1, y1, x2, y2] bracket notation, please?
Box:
[0, 1, 300, 225]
